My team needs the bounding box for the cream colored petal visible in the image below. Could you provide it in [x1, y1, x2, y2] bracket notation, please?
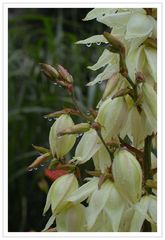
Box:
[83, 8, 116, 21]
[42, 214, 56, 232]
[144, 47, 157, 82]
[148, 195, 157, 223]
[125, 13, 153, 39]
[86, 180, 112, 229]
[130, 196, 150, 231]
[56, 204, 86, 232]
[67, 177, 99, 203]
[92, 144, 111, 173]
[112, 149, 142, 203]
[96, 97, 128, 139]
[75, 129, 100, 164]
[43, 174, 78, 215]
[104, 183, 126, 231]
[97, 12, 131, 28]
[142, 83, 157, 133]
[87, 49, 111, 71]
[87, 62, 119, 86]
[49, 114, 76, 159]
[76, 35, 108, 45]
[126, 45, 146, 82]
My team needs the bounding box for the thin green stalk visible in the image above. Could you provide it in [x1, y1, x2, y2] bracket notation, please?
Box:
[70, 93, 92, 122]
[96, 130, 114, 161]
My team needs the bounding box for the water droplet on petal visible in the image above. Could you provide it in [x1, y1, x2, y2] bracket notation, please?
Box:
[86, 43, 92, 48]
[96, 42, 101, 46]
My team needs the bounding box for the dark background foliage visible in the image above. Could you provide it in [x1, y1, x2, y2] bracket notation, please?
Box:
[8, 8, 106, 232]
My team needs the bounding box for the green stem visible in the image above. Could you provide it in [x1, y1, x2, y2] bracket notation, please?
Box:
[125, 75, 138, 101]
[71, 93, 92, 122]
[143, 135, 152, 193]
[96, 130, 114, 161]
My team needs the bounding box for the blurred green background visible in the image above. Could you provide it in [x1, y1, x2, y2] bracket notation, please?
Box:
[8, 8, 107, 232]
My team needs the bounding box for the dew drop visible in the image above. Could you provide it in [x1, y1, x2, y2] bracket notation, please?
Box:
[34, 168, 38, 171]
[28, 168, 33, 172]
[86, 43, 92, 48]
[40, 164, 44, 167]
[86, 111, 90, 115]
[44, 116, 48, 119]
[59, 85, 62, 88]
[53, 83, 57, 85]
[96, 42, 101, 46]
[48, 118, 52, 122]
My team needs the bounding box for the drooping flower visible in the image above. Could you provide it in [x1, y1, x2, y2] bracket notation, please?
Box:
[56, 203, 86, 232]
[67, 178, 126, 231]
[112, 149, 142, 203]
[96, 97, 128, 139]
[43, 173, 78, 216]
[49, 114, 77, 159]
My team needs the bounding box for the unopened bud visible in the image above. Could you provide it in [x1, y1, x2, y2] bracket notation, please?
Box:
[40, 63, 59, 80]
[57, 65, 73, 83]
[103, 32, 125, 56]
[32, 144, 50, 154]
[58, 123, 91, 136]
[135, 72, 145, 84]
[43, 108, 80, 119]
[27, 152, 52, 170]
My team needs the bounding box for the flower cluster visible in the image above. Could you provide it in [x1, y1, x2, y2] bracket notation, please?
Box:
[28, 8, 157, 232]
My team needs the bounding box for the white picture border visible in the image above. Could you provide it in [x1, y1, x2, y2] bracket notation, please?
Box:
[0, 0, 164, 239]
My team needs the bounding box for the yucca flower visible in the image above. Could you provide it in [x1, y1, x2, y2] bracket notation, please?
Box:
[67, 177, 126, 231]
[96, 97, 128, 139]
[49, 114, 77, 159]
[112, 149, 142, 203]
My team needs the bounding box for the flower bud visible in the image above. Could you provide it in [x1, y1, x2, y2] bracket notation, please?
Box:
[112, 149, 142, 203]
[49, 114, 76, 159]
[43, 173, 78, 215]
[58, 123, 91, 136]
[57, 65, 73, 83]
[96, 97, 128, 139]
[103, 32, 125, 57]
[40, 63, 59, 79]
